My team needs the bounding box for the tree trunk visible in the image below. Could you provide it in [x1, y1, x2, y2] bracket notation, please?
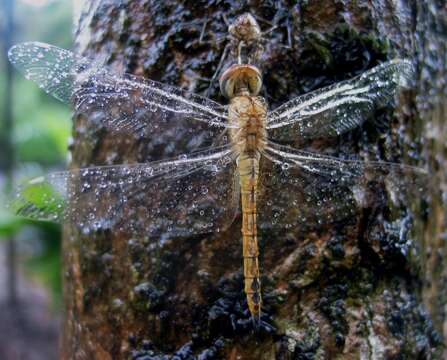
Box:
[62, 1, 446, 359]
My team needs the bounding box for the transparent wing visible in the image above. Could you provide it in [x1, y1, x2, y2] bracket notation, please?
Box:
[257, 141, 427, 230]
[9, 146, 239, 237]
[8, 42, 232, 144]
[267, 59, 414, 142]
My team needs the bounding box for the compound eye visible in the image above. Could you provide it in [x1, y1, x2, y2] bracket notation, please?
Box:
[220, 72, 236, 98]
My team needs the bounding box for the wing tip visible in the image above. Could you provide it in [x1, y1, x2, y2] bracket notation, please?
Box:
[382, 58, 415, 88]
[8, 41, 64, 64]
[7, 43, 21, 64]
[8, 41, 42, 66]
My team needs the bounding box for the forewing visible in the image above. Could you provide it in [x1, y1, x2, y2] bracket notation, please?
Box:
[267, 59, 414, 142]
[8, 42, 232, 146]
[10, 147, 239, 237]
[258, 142, 427, 230]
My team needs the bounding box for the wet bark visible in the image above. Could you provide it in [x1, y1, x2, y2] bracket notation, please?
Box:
[62, 1, 446, 359]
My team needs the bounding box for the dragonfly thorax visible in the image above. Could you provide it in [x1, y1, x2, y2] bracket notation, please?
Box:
[228, 95, 267, 155]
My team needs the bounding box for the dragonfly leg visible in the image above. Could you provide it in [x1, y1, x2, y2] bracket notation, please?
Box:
[259, 11, 293, 50]
[205, 43, 230, 97]
[199, 18, 208, 44]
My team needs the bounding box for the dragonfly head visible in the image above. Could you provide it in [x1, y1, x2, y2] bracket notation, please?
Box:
[220, 64, 262, 99]
[229, 13, 262, 43]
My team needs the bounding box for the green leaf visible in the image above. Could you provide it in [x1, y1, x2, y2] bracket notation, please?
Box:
[10, 177, 65, 222]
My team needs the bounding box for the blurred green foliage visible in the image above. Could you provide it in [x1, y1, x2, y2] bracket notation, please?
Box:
[9, 175, 65, 219]
[0, 208, 24, 236]
[0, 0, 73, 305]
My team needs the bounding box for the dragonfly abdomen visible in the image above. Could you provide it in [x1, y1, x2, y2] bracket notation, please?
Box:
[238, 154, 262, 318]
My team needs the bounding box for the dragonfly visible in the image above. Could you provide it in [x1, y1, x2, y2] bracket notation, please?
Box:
[8, 13, 427, 320]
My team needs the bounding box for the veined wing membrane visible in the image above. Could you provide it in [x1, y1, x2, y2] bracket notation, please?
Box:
[8, 42, 232, 145]
[258, 142, 427, 230]
[267, 59, 414, 142]
[10, 146, 239, 237]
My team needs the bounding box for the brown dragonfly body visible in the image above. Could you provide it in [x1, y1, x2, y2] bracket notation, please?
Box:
[223, 64, 268, 316]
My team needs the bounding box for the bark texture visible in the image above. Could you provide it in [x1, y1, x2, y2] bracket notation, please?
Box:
[63, 1, 446, 359]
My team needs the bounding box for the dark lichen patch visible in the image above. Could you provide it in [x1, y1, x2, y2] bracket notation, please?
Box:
[131, 282, 165, 313]
[296, 243, 319, 274]
[379, 217, 413, 259]
[129, 335, 226, 359]
[363, 210, 422, 275]
[207, 273, 276, 338]
[286, 322, 322, 360]
[382, 285, 442, 358]
[326, 235, 346, 260]
[316, 282, 349, 347]
[77, 228, 116, 309]
[349, 268, 376, 297]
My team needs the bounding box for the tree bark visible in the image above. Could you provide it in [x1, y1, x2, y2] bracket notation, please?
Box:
[62, 1, 446, 359]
